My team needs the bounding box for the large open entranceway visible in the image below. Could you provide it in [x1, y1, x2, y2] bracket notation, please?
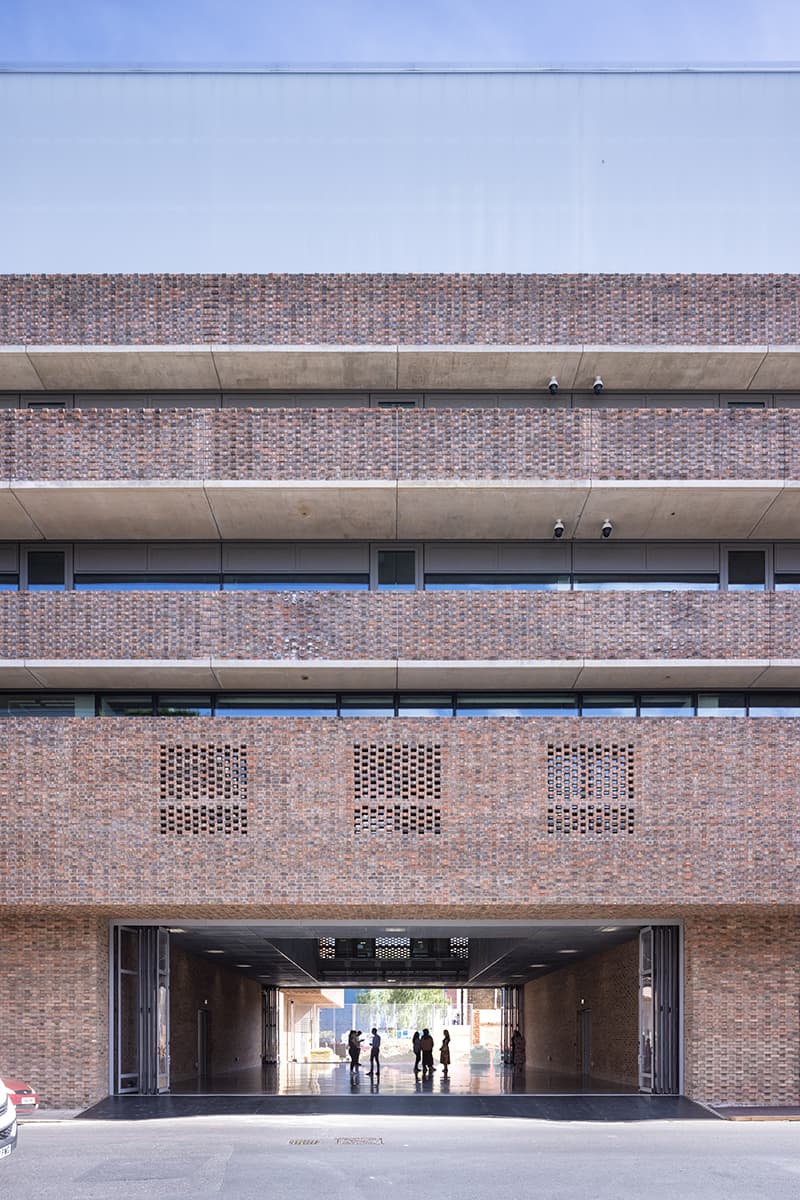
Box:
[110, 920, 682, 1102]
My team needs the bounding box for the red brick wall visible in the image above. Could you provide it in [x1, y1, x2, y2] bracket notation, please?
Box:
[684, 912, 800, 1107]
[0, 912, 108, 1109]
[1, 407, 794, 482]
[523, 938, 639, 1084]
[1, 273, 797, 345]
[169, 946, 263, 1082]
[0, 717, 796, 912]
[0, 589, 792, 661]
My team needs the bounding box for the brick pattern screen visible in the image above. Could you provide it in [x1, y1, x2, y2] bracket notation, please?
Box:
[158, 743, 249, 836]
[353, 742, 442, 835]
[546, 742, 635, 835]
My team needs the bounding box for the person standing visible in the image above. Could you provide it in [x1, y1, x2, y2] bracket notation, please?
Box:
[348, 1029, 362, 1072]
[511, 1027, 526, 1072]
[412, 1030, 422, 1073]
[420, 1028, 435, 1078]
[368, 1027, 381, 1076]
[439, 1029, 451, 1077]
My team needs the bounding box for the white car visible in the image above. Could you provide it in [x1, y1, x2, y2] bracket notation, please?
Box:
[0, 1080, 17, 1160]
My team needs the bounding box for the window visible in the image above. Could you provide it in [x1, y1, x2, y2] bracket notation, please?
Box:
[697, 693, 747, 717]
[457, 694, 578, 716]
[215, 694, 337, 717]
[27, 550, 65, 591]
[581, 694, 637, 717]
[222, 573, 368, 591]
[75, 574, 219, 592]
[573, 574, 717, 592]
[376, 549, 417, 591]
[156, 695, 213, 717]
[100, 695, 154, 716]
[727, 550, 766, 591]
[639, 694, 694, 716]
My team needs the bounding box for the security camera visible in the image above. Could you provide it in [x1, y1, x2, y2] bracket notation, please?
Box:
[593, 377, 604, 395]
[601, 519, 613, 539]
[553, 519, 565, 539]
[548, 377, 559, 396]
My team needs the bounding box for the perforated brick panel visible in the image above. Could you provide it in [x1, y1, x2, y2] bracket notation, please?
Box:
[159, 804, 249, 835]
[318, 937, 336, 960]
[353, 743, 442, 803]
[353, 804, 442, 835]
[159, 743, 248, 835]
[353, 742, 443, 835]
[546, 742, 635, 835]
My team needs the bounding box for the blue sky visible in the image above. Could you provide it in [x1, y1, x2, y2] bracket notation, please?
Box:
[1, 0, 799, 66]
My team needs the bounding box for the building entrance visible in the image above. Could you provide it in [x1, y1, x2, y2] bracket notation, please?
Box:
[109, 920, 682, 1099]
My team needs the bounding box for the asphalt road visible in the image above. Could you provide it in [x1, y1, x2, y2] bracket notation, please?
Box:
[4, 1114, 799, 1199]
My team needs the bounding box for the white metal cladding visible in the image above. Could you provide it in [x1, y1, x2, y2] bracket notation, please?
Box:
[2, 69, 800, 272]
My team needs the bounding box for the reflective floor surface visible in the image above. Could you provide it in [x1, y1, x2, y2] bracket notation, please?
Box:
[170, 1061, 640, 1098]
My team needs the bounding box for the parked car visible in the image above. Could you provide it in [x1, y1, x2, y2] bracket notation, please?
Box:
[3, 1079, 39, 1111]
[0, 1079, 18, 1160]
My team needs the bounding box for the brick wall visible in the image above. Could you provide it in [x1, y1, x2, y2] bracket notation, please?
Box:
[2, 274, 798, 345]
[0, 912, 108, 1109]
[169, 946, 263, 1082]
[1, 407, 796, 481]
[684, 912, 800, 1107]
[0, 589, 791, 661]
[523, 938, 639, 1084]
[1, 717, 797, 911]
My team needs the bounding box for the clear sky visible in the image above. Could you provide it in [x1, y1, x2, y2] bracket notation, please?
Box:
[1, 0, 799, 67]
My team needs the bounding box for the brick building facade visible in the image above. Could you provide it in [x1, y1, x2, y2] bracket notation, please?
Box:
[0, 274, 798, 1110]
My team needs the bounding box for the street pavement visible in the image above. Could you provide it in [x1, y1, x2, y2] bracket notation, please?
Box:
[4, 1113, 799, 1198]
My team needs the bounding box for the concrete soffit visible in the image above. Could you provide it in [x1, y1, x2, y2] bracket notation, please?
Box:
[1, 656, 797, 691]
[2, 342, 800, 392]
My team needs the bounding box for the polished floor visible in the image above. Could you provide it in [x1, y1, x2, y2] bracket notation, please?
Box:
[80, 1060, 717, 1121]
[170, 1060, 640, 1098]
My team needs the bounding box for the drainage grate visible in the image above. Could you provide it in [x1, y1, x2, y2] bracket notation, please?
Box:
[336, 1137, 384, 1146]
[288, 1139, 320, 1145]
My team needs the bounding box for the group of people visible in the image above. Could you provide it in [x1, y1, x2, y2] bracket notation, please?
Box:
[412, 1028, 450, 1078]
[347, 1027, 381, 1075]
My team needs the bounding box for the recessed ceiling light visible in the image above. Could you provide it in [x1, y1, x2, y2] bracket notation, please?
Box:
[528, 963, 547, 968]
[168, 928, 186, 933]
[558, 949, 578, 954]
[207, 949, 224, 954]
[236, 963, 252, 968]
[385, 927, 406, 933]
[599, 927, 619, 933]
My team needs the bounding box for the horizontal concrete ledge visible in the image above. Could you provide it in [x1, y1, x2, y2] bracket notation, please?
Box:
[3, 478, 800, 539]
[3, 342, 800, 391]
[1, 657, 796, 691]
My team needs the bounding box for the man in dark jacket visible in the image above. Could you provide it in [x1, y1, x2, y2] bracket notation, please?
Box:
[420, 1028, 435, 1078]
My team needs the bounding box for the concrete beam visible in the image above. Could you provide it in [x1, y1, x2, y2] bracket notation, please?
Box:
[396, 346, 582, 390]
[1, 478, 796, 540]
[2, 343, 797, 393]
[0, 657, 797, 691]
[24, 345, 220, 391]
[0, 347, 44, 390]
[204, 481, 397, 539]
[574, 345, 767, 392]
[210, 346, 397, 391]
[11, 481, 220, 540]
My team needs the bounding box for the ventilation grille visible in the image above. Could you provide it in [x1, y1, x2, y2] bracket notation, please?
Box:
[547, 742, 635, 835]
[376, 937, 412, 959]
[319, 936, 336, 960]
[353, 804, 442, 835]
[353, 743, 442, 803]
[159, 743, 248, 835]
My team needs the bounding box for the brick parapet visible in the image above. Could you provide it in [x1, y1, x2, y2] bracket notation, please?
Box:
[0, 588, 787, 661]
[2, 274, 800, 345]
[1, 717, 797, 910]
[0, 407, 796, 482]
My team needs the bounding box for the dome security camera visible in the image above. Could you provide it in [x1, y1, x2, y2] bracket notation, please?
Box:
[553, 519, 565, 539]
[593, 376, 604, 395]
[548, 377, 559, 396]
[601, 519, 613, 539]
